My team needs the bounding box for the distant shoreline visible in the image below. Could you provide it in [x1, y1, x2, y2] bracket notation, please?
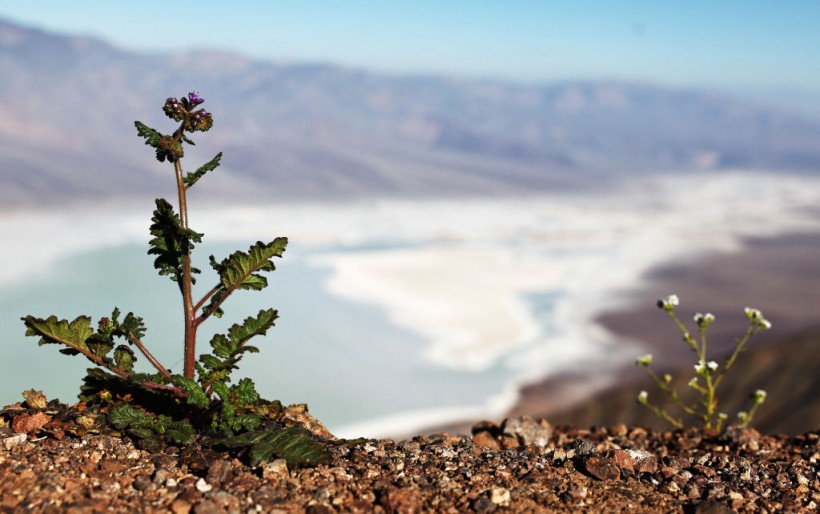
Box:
[506, 230, 820, 430]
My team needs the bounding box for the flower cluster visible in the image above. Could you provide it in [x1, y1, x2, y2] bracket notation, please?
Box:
[162, 92, 214, 133]
[636, 295, 771, 431]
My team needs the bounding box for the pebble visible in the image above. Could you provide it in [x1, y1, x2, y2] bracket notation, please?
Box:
[490, 487, 511, 506]
[196, 477, 213, 493]
[501, 416, 552, 448]
[262, 458, 288, 480]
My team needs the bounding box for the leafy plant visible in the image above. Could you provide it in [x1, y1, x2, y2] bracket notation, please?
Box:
[22, 92, 329, 466]
[635, 294, 771, 432]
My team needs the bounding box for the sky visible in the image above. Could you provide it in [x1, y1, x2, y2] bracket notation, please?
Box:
[0, 1, 818, 93]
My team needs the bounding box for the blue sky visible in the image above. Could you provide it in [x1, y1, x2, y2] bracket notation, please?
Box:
[1, 1, 818, 92]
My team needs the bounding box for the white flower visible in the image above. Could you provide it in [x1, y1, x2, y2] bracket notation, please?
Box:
[694, 312, 715, 327]
[636, 354, 653, 367]
[753, 389, 767, 403]
[707, 360, 719, 371]
[638, 391, 649, 403]
[688, 377, 699, 388]
[744, 307, 762, 320]
[657, 294, 680, 310]
[694, 361, 706, 374]
[758, 318, 772, 330]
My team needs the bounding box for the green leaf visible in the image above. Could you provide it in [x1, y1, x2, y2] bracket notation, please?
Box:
[199, 309, 277, 384]
[148, 198, 203, 285]
[114, 345, 136, 372]
[247, 426, 330, 468]
[184, 152, 222, 188]
[23, 315, 94, 354]
[235, 378, 260, 405]
[213, 239, 288, 293]
[108, 404, 154, 430]
[166, 420, 197, 445]
[134, 121, 162, 147]
[170, 375, 210, 408]
[86, 334, 115, 359]
[117, 312, 147, 340]
[199, 354, 223, 371]
[232, 412, 261, 432]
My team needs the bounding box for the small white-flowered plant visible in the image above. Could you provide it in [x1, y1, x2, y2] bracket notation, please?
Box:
[635, 295, 771, 431]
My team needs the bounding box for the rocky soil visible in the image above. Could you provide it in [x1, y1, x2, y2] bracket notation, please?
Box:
[2, 414, 819, 513]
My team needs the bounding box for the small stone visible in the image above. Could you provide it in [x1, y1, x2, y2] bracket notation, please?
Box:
[627, 449, 658, 473]
[262, 459, 289, 480]
[126, 449, 141, 460]
[610, 449, 635, 473]
[501, 416, 552, 448]
[207, 459, 234, 486]
[196, 477, 213, 493]
[472, 431, 501, 450]
[686, 484, 703, 500]
[153, 467, 171, 486]
[132, 473, 153, 491]
[165, 477, 178, 488]
[490, 487, 511, 506]
[582, 455, 620, 481]
[171, 499, 192, 514]
[2, 434, 27, 451]
[380, 486, 421, 513]
[572, 438, 597, 456]
[568, 486, 588, 500]
[500, 435, 520, 449]
[471, 496, 496, 513]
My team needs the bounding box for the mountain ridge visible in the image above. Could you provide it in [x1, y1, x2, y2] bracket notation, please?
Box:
[2, 17, 820, 207]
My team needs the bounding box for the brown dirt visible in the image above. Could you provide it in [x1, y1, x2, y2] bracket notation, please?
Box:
[1, 414, 819, 513]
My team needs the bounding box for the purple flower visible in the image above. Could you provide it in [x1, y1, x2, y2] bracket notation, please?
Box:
[188, 91, 205, 106]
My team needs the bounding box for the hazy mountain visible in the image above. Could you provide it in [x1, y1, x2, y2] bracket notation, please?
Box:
[2, 17, 820, 207]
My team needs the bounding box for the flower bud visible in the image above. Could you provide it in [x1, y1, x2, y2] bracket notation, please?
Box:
[752, 389, 767, 404]
[163, 97, 186, 122]
[637, 391, 649, 404]
[635, 354, 653, 367]
[186, 109, 214, 132]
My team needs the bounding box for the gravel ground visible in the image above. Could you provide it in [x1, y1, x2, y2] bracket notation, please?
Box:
[1, 412, 818, 513]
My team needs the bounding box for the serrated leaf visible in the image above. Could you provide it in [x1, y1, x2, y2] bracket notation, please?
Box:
[184, 152, 222, 188]
[134, 121, 162, 147]
[232, 412, 261, 432]
[23, 315, 94, 354]
[248, 426, 330, 468]
[234, 378, 259, 405]
[199, 309, 277, 384]
[166, 421, 197, 445]
[108, 404, 154, 430]
[199, 354, 223, 371]
[213, 239, 287, 293]
[118, 312, 147, 340]
[170, 375, 210, 408]
[86, 334, 115, 359]
[114, 345, 136, 372]
[148, 198, 203, 285]
[212, 381, 230, 400]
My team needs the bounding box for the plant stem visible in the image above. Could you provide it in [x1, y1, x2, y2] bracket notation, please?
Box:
[127, 334, 172, 378]
[174, 159, 197, 378]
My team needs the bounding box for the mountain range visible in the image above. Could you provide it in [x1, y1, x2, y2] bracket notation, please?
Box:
[2, 17, 820, 207]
